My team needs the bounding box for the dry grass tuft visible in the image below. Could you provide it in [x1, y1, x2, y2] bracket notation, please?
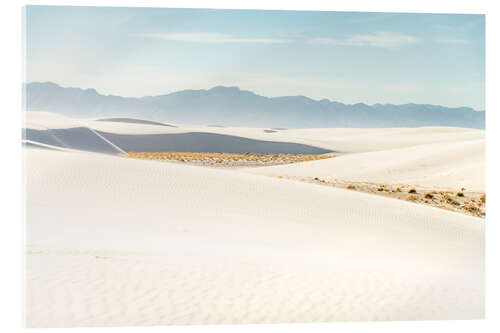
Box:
[347, 184, 357, 190]
[480, 193, 486, 204]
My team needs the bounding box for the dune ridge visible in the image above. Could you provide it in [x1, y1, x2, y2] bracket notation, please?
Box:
[95, 117, 176, 127]
[244, 138, 485, 192]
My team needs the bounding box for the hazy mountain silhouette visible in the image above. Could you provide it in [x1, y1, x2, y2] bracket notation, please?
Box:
[24, 82, 485, 129]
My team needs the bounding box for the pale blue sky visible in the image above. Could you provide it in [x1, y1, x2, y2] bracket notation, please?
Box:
[25, 6, 485, 109]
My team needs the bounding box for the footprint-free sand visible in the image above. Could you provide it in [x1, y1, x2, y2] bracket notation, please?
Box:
[23, 112, 485, 327]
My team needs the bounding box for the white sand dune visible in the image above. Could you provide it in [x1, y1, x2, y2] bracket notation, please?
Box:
[245, 138, 485, 192]
[24, 111, 84, 129]
[23, 127, 125, 154]
[94, 131, 332, 154]
[275, 127, 484, 153]
[24, 148, 484, 327]
[23, 112, 125, 154]
[80, 118, 483, 153]
[95, 117, 177, 127]
[24, 112, 333, 155]
[81, 120, 483, 154]
[25, 111, 484, 156]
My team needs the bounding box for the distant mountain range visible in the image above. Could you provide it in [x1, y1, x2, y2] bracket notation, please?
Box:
[24, 82, 485, 129]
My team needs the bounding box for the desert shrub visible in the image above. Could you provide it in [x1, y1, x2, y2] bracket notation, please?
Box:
[408, 188, 417, 194]
[377, 187, 385, 192]
[480, 193, 486, 204]
[424, 193, 434, 199]
[465, 203, 479, 212]
[456, 192, 464, 197]
[406, 194, 419, 201]
[347, 184, 356, 190]
[396, 187, 401, 192]
[444, 194, 460, 206]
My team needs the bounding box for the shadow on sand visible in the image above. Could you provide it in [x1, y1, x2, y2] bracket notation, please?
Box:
[97, 131, 333, 154]
[23, 127, 333, 155]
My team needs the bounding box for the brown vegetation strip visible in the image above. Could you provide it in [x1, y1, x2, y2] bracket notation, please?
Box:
[283, 176, 485, 218]
[127, 152, 334, 167]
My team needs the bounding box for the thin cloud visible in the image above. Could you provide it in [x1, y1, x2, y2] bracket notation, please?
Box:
[308, 37, 340, 45]
[134, 33, 290, 44]
[310, 31, 418, 48]
[436, 38, 469, 44]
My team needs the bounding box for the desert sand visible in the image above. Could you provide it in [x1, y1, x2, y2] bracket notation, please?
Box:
[23, 112, 485, 327]
[244, 139, 484, 192]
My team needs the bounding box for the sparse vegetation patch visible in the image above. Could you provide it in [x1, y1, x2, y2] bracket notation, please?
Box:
[284, 176, 485, 218]
[127, 151, 334, 168]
